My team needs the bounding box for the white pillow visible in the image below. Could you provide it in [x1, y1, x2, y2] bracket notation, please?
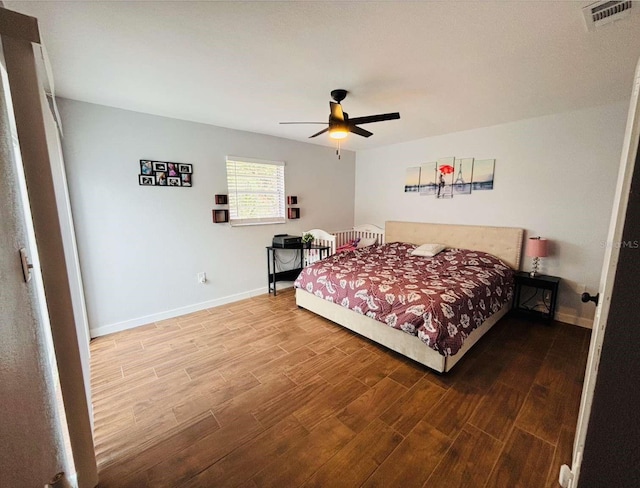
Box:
[357, 237, 377, 248]
[411, 243, 446, 257]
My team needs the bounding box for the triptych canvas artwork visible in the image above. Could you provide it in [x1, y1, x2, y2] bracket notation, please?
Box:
[404, 157, 495, 198]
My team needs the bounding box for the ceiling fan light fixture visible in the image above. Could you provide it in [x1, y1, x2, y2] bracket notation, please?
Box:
[329, 128, 349, 140]
[279, 89, 400, 158]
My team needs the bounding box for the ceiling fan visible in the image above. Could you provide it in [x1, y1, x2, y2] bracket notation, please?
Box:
[280, 89, 401, 141]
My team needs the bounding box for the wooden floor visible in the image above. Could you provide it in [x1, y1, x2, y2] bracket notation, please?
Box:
[91, 289, 590, 488]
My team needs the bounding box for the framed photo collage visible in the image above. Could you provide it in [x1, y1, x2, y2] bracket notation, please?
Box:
[138, 160, 192, 187]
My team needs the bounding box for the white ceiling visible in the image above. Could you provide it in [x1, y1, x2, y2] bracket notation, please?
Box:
[7, 1, 640, 150]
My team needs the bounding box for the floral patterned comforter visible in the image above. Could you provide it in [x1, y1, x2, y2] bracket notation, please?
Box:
[294, 242, 514, 357]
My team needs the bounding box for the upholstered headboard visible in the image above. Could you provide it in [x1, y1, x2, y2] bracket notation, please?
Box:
[385, 221, 524, 269]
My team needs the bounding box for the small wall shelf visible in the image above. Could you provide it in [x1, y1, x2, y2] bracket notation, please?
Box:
[213, 194, 229, 223]
[212, 209, 229, 223]
[287, 195, 299, 219]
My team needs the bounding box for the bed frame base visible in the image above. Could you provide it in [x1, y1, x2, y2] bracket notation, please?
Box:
[295, 221, 522, 373]
[296, 288, 509, 373]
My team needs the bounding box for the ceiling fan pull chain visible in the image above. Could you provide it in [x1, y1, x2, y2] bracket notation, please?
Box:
[337, 140, 341, 160]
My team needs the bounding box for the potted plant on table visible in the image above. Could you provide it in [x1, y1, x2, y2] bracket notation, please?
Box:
[301, 233, 314, 249]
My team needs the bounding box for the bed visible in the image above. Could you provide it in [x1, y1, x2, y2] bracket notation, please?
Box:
[295, 221, 523, 372]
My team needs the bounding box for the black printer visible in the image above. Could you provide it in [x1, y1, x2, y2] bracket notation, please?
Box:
[272, 234, 302, 248]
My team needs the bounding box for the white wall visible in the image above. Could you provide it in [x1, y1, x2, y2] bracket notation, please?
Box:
[58, 99, 356, 336]
[60, 97, 626, 332]
[355, 101, 629, 327]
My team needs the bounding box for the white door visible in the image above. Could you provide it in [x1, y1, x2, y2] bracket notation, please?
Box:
[40, 75, 94, 426]
[559, 57, 640, 488]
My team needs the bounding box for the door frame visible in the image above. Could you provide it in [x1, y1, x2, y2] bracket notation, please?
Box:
[562, 57, 640, 487]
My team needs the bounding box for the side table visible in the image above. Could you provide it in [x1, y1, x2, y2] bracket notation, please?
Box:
[512, 271, 560, 322]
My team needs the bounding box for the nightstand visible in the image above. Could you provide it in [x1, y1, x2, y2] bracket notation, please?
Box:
[512, 271, 560, 322]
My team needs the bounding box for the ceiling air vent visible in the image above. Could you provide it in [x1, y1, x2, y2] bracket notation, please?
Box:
[582, 1, 640, 31]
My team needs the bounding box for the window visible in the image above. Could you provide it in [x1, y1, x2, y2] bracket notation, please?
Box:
[226, 156, 285, 226]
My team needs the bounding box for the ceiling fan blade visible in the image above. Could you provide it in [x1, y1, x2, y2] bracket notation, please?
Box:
[330, 102, 344, 122]
[348, 112, 400, 125]
[309, 127, 329, 138]
[348, 125, 373, 138]
[279, 122, 328, 125]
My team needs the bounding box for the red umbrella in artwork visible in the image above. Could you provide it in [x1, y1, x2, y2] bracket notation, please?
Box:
[439, 164, 454, 175]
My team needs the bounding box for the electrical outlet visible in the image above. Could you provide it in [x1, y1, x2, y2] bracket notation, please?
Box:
[197, 272, 206, 284]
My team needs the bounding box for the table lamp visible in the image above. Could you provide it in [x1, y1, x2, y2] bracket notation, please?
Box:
[526, 237, 548, 277]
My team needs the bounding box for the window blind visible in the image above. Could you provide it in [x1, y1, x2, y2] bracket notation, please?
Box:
[226, 156, 285, 226]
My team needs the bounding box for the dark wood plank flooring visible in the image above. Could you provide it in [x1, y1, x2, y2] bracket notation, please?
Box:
[91, 288, 590, 487]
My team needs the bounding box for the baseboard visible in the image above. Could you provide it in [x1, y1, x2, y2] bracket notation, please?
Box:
[90, 282, 588, 337]
[555, 310, 594, 329]
[90, 286, 272, 338]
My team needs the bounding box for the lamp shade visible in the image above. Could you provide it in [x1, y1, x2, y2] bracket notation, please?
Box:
[526, 237, 549, 258]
